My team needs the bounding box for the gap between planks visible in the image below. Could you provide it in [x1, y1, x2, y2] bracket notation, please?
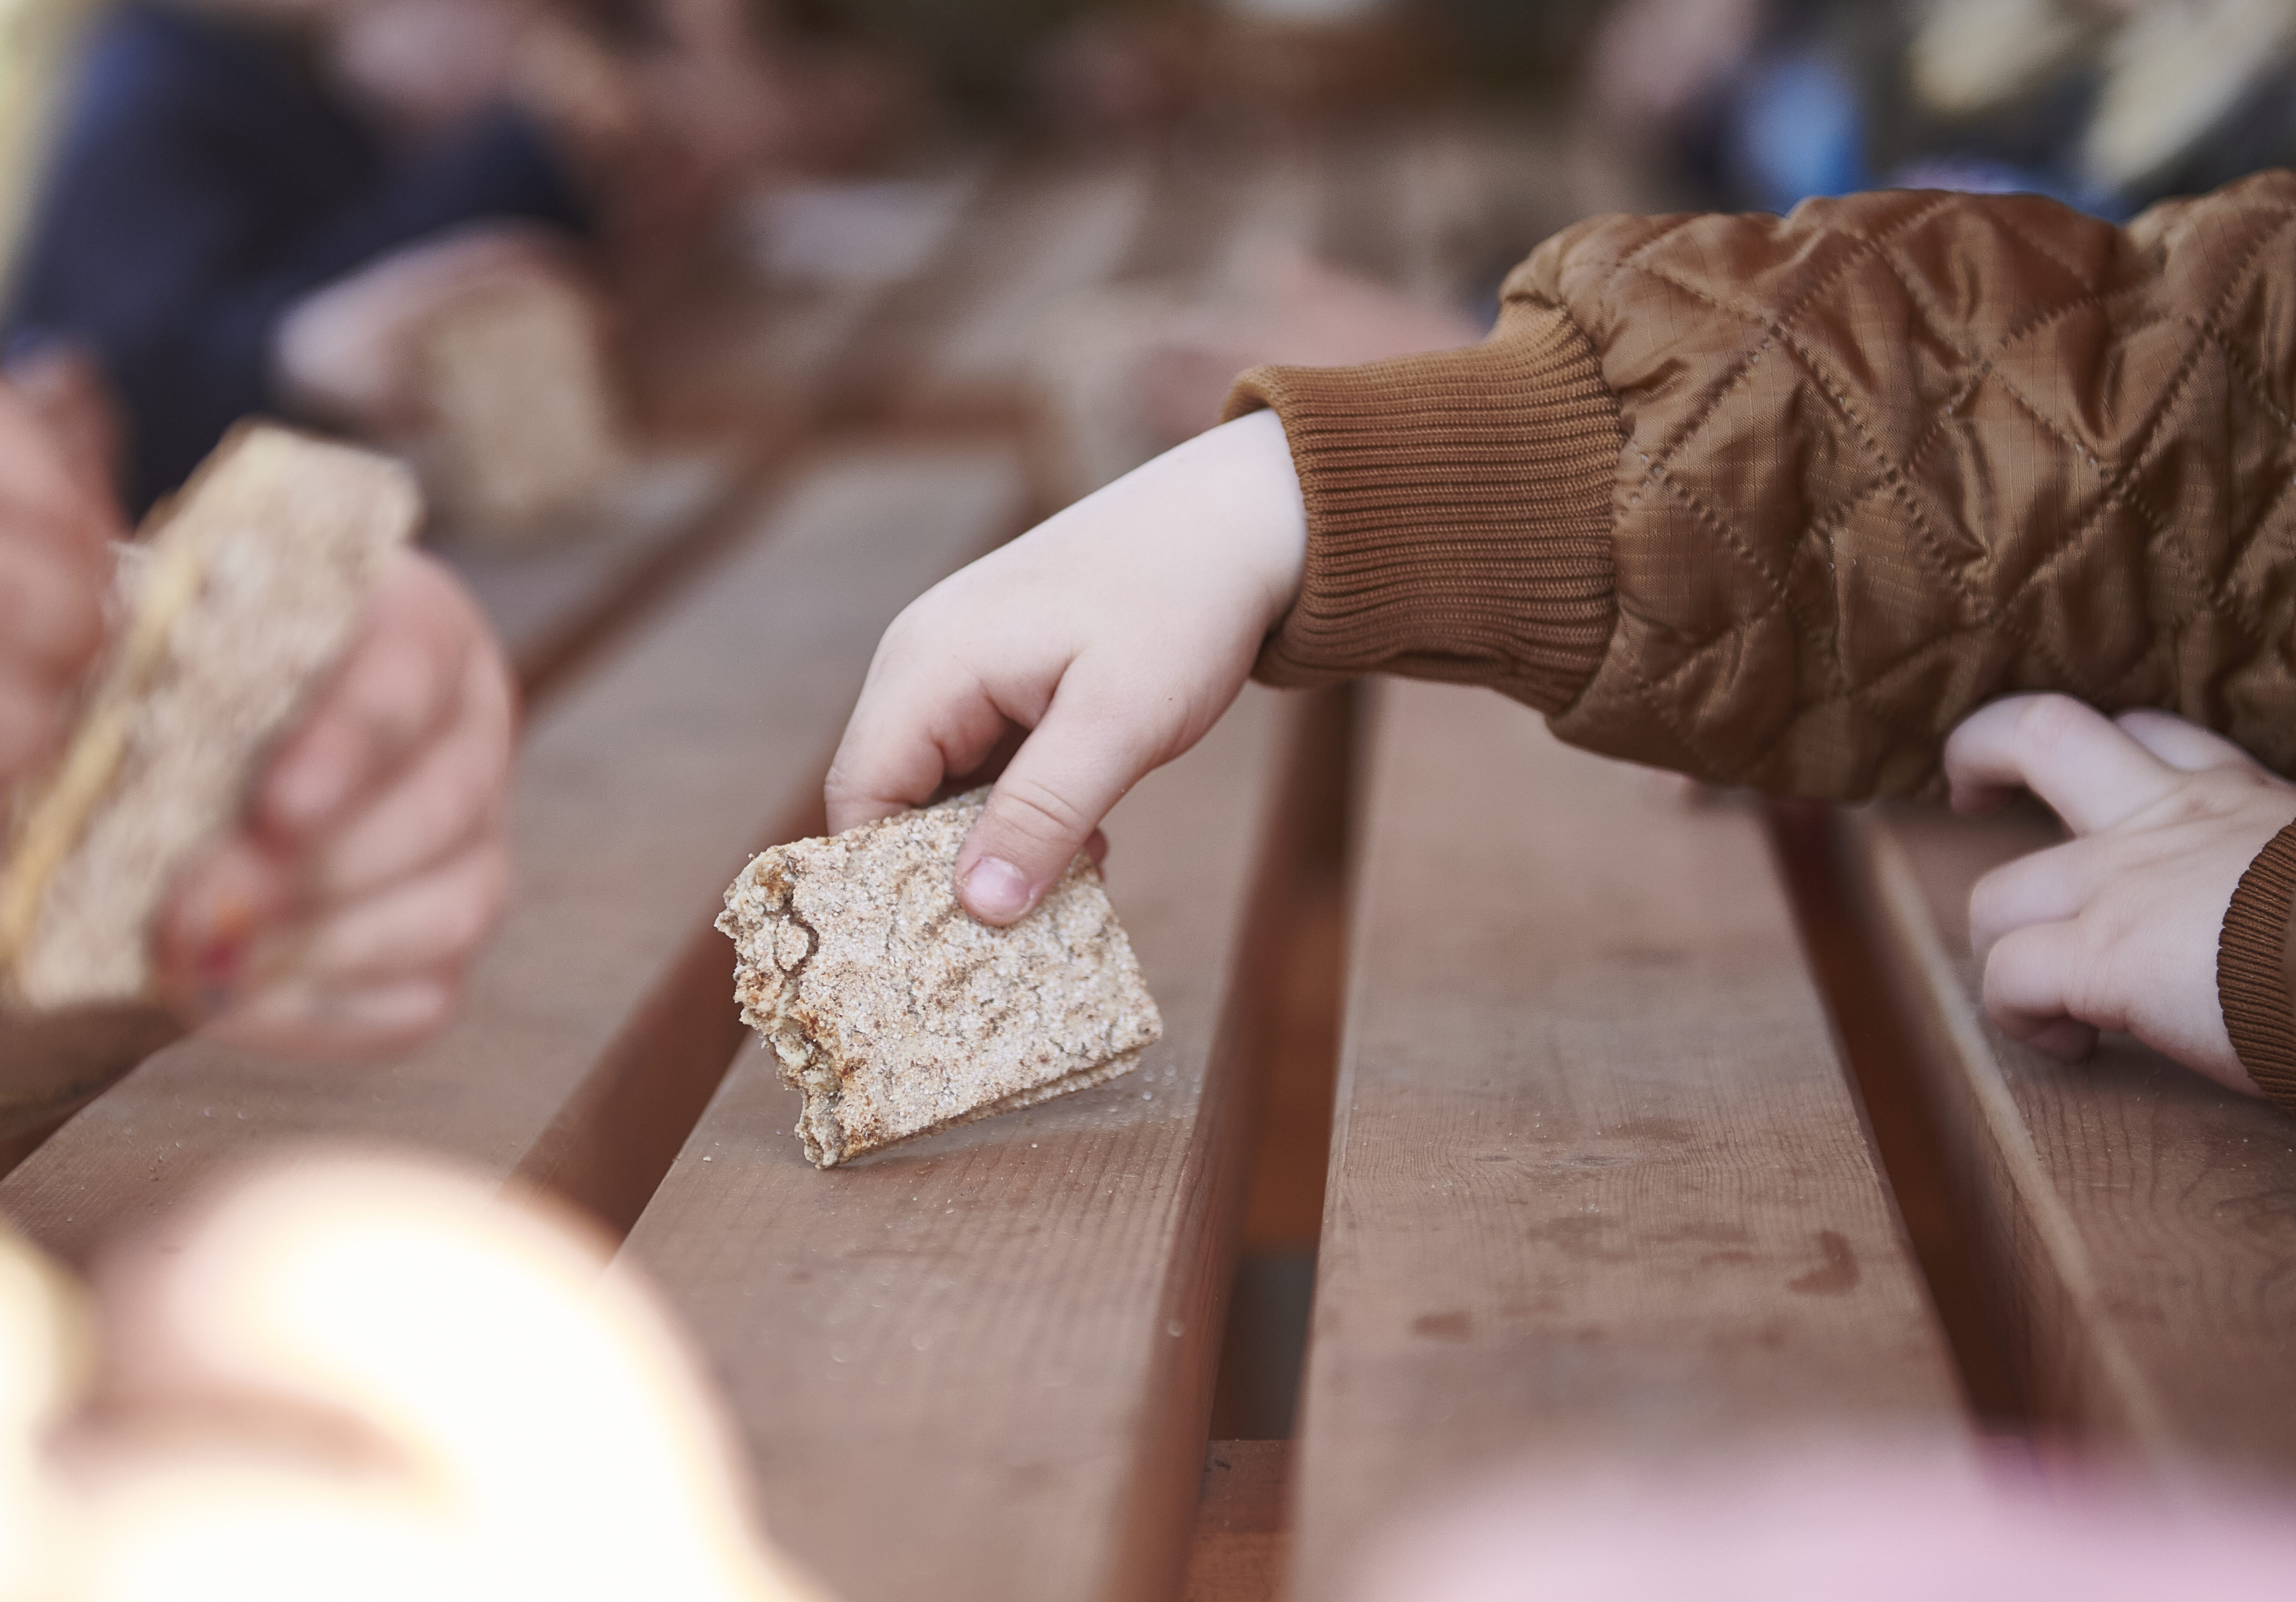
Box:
[1839, 802, 2296, 1486]
[1286, 681, 1974, 1601]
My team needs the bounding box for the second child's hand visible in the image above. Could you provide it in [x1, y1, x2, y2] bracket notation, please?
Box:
[1943, 694, 2296, 1093]
[825, 410, 1307, 925]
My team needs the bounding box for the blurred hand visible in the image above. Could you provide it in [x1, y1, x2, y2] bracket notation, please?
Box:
[2, 341, 125, 515]
[1943, 693, 2296, 1091]
[155, 551, 517, 1060]
[0, 1154, 827, 1601]
[826, 409, 1306, 925]
[274, 226, 582, 438]
[0, 384, 115, 794]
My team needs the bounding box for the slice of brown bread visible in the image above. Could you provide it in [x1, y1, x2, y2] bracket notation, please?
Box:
[0, 423, 420, 1011]
[417, 277, 624, 538]
[718, 790, 1163, 1169]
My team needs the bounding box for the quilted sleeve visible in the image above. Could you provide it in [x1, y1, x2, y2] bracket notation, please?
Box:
[1231, 172, 2296, 801]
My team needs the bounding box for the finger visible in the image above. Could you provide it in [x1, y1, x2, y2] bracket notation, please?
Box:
[294, 648, 513, 902]
[196, 968, 465, 1062]
[1966, 840, 2095, 964]
[276, 841, 510, 989]
[253, 554, 494, 841]
[825, 637, 1026, 834]
[954, 680, 1172, 925]
[0, 380, 120, 560]
[0, 678, 70, 780]
[1982, 920, 2103, 1062]
[152, 840, 297, 1020]
[1943, 694, 2179, 835]
[2112, 708, 2267, 775]
[0, 534, 106, 680]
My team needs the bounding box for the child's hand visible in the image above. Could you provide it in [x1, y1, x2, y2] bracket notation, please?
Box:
[155, 552, 517, 1060]
[825, 410, 1306, 924]
[1942, 694, 2296, 1093]
[0, 385, 113, 790]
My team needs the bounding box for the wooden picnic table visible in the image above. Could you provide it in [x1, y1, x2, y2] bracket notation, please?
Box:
[8, 121, 2296, 1602]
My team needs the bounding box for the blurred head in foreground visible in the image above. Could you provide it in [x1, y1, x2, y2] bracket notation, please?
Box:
[0, 1153, 826, 1601]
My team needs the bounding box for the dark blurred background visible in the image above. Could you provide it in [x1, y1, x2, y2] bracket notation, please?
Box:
[8, 0, 2296, 536]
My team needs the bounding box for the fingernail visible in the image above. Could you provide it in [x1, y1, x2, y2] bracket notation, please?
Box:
[194, 934, 245, 987]
[963, 857, 1035, 923]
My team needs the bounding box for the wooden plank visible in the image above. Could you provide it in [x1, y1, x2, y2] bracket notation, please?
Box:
[1289, 682, 1971, 1599]
[1844, 804, 2296, 1479]
[927, 155, 1155, 393]
[1184, 1441, 1289, 1602]
[433, 452, 740, 688]
[833, 151, 1158, 425]
[0, 446, 1026, 1263]
[619, 685, 1305, 1602]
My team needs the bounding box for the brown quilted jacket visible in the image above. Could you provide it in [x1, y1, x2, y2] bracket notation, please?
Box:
[1224, 172, 2296, 1104]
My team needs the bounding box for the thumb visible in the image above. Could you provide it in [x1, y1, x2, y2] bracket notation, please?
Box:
[954, 687, 1167, 926]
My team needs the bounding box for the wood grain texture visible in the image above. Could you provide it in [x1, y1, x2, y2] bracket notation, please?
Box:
[0, 1005, 181, 1138]
[1186, 1440, 1290, 1602]
[0, 448, 1025, 1265]
[1845, 804, 2296, 1479]
[618, 687, 1302, 1602]
[1289, 683, 1969, 1600]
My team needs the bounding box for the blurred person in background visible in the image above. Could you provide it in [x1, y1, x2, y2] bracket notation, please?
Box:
[1059, 0, 2296, 482]
[1588, 0, 2296, 219]
[0, 0, 773, 517]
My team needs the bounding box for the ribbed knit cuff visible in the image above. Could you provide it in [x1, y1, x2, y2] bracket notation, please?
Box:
[2218, 818, 2296, 1110]
[1221, 302, 1624, 714]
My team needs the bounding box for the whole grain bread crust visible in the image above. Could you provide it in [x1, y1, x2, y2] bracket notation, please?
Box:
[718, 791, 1162, 1168]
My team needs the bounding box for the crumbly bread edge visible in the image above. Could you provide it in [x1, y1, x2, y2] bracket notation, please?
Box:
[717, 794, 1161, 1170]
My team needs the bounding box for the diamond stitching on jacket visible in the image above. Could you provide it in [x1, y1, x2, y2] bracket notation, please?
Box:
[1607, 223, 2090, 778]
[1574, 181, 2296, 789]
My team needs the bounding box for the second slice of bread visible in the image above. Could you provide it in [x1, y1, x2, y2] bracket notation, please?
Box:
[0, 424, 420, 1011]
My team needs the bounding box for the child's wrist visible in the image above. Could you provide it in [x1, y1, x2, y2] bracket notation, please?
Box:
[1200, 408, 1307, 635]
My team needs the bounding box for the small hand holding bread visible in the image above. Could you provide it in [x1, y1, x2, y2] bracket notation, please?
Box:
[720, 790, 1162, 1168]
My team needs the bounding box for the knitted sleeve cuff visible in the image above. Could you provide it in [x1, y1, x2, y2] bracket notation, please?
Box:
[2218, 817, 2296, 1110]
[1220, 301, 1625, 716]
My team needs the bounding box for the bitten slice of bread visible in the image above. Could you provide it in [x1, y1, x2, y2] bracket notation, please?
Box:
[0, 423, 420, 1011]
[718, 791, 1163, 1169]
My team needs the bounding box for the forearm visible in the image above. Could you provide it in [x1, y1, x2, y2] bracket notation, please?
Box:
[1232, 173, 2296, 801]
